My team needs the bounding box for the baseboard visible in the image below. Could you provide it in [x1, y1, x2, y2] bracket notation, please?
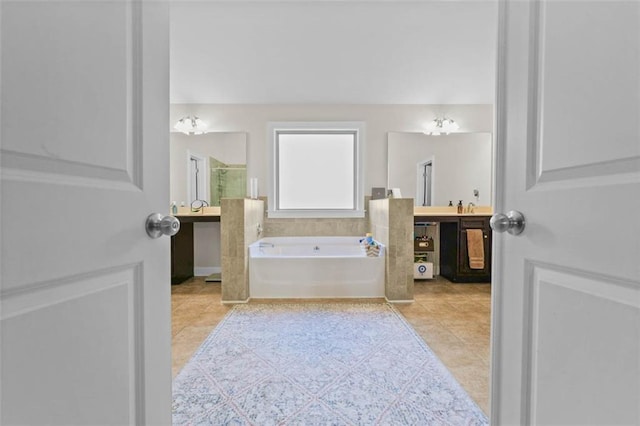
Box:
[194, 266, 221, 277]
[221, 298, 250, 305]
[385, 298, 415, 304]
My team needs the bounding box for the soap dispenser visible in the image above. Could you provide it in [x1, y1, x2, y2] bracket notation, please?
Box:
[457, 200, 463, 214]
[171, 201, 177, 215]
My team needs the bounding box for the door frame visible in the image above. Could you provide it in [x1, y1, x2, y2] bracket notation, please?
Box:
[489, 0, 508, 421]
[415, 157, 435, 207]
[187, 150, 210, 205]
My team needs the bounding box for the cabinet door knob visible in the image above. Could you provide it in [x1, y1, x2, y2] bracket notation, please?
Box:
[490, 210, 525, 235]
[146, 213, 181, 239]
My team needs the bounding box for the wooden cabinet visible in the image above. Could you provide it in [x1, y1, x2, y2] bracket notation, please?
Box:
[171, 214, 220, 285]
[171, 222, 194, 284]
[415, 215, 492, 283]
[439, 216, 492, 283]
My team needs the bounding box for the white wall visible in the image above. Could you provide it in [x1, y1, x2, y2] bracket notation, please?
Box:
[193, 224, 221, 276]
[170, 104, 493, 272]
[388, 132, 493, 206]
[170, 1, 498, 104]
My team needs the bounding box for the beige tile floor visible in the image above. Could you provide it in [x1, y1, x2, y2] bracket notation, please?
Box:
[172, 275, 491, 414]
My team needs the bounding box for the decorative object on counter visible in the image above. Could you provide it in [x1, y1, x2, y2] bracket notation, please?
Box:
[172, 304, 488, 425]
[190, 199, 209, 213]
[448, 200, 453, 207]
[423, 117, 460, 135]
[390, 188, 402, 198]
[173, 115, 208, 135]
[457, 200, 463, 214]
[171, 201, 178, 215]
[371, 187, 387, 200]
[466, 202, 476, 214]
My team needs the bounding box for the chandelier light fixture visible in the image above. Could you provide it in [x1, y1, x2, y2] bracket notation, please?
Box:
[174, 116, 208, 135]
[424, 117, 460, 135]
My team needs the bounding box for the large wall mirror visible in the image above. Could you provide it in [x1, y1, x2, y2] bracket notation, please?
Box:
[387, 132, 493, 207]
[170, 132, 247, 206]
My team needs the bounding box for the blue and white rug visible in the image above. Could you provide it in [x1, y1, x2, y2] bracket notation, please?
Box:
[172, 303, 488, 425]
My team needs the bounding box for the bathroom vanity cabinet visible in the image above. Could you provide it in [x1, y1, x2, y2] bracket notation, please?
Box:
[171, 214, 220, 284]
[171, 222, 194, 284]
[414, 214, 492, 283]
[439, 217, 491, 283]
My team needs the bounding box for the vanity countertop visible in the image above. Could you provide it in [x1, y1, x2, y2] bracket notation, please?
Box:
[414, 206, 492, 217]
[172, 206, 221, 217]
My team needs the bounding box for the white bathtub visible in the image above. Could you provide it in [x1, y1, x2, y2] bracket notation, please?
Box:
[249, 236, 385, 298]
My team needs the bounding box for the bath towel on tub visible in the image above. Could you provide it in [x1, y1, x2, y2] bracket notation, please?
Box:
[466, 229, 485, 269]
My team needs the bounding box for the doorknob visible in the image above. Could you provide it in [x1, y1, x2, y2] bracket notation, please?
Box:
[146, 213, 180, 239]
[490, 210, 525, 235]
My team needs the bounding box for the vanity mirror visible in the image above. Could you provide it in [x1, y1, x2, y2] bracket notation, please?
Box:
[170, 132, 247, 206]
[387, 132, 492, 207]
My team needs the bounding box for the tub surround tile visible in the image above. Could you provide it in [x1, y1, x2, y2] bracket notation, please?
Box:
[370, 198, 414, 302]
[261, 197, 369, 238]
[264, 217, 366, 237]
[221, 199, 245, 302]
[221, 198, 264, 303]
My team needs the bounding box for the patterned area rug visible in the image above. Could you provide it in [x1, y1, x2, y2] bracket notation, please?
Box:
[172, 304, 488, 425]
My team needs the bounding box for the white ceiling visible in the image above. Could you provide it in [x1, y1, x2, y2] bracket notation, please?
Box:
[170, 1, 498, 104]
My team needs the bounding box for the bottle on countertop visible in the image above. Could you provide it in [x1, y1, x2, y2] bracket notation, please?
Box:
[457, 200, 463, 214]
[171, 201, 177, 215]
[448, 201, 453, 207]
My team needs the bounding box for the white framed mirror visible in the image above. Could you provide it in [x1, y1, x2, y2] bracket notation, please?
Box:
[170, 132, 247, 206]
[387, 132, 492, 207]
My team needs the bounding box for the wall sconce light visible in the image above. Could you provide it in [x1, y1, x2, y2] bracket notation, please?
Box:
[174, 116, 208, 135]
[424, 117, 459, 136]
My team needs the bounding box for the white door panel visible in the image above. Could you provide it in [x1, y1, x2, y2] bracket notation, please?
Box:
[524, 264, 640, 425]
[2, 1, 132, 171]
[537, 1, 639, 171]
[1, 1, 171, 424]
[2, 267, 142, 425]
[493, 1, 640, 424]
